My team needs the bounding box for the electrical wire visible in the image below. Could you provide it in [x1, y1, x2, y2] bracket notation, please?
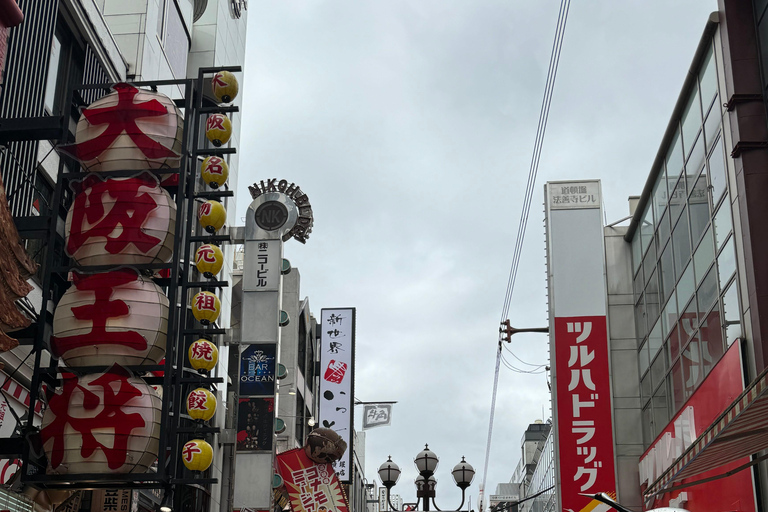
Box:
[502, 343, 546, 368]
[479, 1, 571, 509]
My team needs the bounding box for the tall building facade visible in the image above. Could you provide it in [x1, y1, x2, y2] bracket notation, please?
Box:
[545, 2, 768, 510]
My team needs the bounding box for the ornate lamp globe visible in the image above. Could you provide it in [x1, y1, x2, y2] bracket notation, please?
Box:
[427, 475, 437, 491]
[415, 474, 425, 491]
[378, 456, 401, 488]
[414, 444, 439, 477]
[452, 456, 475, 490]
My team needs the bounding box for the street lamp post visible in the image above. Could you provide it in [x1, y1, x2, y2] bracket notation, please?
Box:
[378, 445, 475, 512]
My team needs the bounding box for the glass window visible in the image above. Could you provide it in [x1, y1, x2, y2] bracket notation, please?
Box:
[670, 322, 684, 362]
[633, 266, 645, 298]
[656, 208, 671, 250]
[639, 339, 650, 377]
[646, 269, 661, 324]
[641, 206, 655, 255]
[652, 167, 669, 219]
[642, 403, 653, 445]
[697, 265, 719, 313]
[635, 294, 648, 341]
[651, 349, 668, 392]
[699, 45, 718, 107]
[682, 87, 702, 157]
[652, 382, 670, 437]
[713, 201, 732, 251]
[701, 307, 725, 375]
[158, 0, 167, 38]
[709, 138, 728, 204]
[677, 263, 695, 313]
[722, 281, 742, 345]
[632, 233, 642, 274]
[718, 237, 736, 285]
[666, 130, 684, 183]
[648, 319, 663, 360]
[641, 372, 653, 402]
[662, 291, 679, 337]
[682, 296, 700, 344]
[669, 176, 687, 223]
[704, 98, 721, 151]
[671, 359, 685, 412]
[644, 244, 657, 286]
[686, 133, 706, 180]
[672, 211, 691, 280]
[689, 172, 710, 244]
[682, 335, 703, 399]
[694, 226, 715, 285]
[660, 241, 675, 301]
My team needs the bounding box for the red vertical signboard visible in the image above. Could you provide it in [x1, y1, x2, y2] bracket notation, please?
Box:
[554, 316, 616, 510]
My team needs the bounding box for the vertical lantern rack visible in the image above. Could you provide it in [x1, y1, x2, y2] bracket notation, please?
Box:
[9, 66, 241, 491]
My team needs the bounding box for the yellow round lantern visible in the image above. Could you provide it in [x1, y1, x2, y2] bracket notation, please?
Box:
[195, 244, 224, 278]
[182, 439, 213, 471]
[191, 291, 221, 325]
[188, 339, 218, 371]
[205, 114, 232, 147]
[200, 156, 229, 189]
[198, 200, 226, 233]
[187, 388, 217, 421]
[212, 71, 239, 104]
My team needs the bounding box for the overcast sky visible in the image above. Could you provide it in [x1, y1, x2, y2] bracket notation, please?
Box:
[238, 1, 717, 508]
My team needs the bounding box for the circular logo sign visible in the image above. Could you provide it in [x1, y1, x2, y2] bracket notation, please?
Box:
[254, 201, 289, 231]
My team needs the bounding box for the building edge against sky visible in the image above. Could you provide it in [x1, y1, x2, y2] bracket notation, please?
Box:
[531, 2, 768, 511]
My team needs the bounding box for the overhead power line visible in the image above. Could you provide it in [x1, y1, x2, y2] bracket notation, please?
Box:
[479, 0, 571, 510]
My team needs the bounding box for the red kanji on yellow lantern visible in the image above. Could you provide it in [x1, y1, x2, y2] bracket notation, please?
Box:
[200, 156, 229, 189]
[198, 200, 226, 233]
[191, 291, 221, 325]
[188, 339, 218, 371]
[187, 388, 217, 421]
[212, 71, 239, 104]
[205, 114, 232, 147]
[195, 244, 224, 278]
[182, 439, 213, 471]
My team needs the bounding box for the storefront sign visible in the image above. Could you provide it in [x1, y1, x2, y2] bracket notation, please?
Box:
[237, 397, 274, 451]
[319, 309, 355, 482]
[639, 341, 755, 511]
[248, 179, 314, 243]
[239, 344, 276, 396]
[275, 447, 350, 512]
[91, 489, 132, 512]
[545, 180, 617, 511]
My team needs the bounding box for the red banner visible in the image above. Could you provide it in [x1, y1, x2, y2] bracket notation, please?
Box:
[275, 448, 349, 512]
[555, 316, 616, 511]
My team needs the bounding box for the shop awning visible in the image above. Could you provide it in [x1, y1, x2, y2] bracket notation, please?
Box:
[644, 366, 768, 498]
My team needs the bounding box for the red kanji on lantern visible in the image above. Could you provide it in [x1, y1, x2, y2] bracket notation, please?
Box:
[61, 83, 179, 162]
[196, 246, 217, 263]
[212, 74, 228, 89]
[199, 202, 212, 218]
[41, 365, 147, 470]
[67, 174, 163, 257]
[204, 157, 225, 175]
[195, 293, 216, 311]
[187, 390, 208, 410]
[182, 443, 202, 463]
[191, 342, 214, 361]
[51, 270, 148, 356]
[206, 116, 226, 131]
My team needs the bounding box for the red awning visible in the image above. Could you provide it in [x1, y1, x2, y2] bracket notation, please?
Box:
[644, 365, 768, 498]
[0, 0, 22, 29]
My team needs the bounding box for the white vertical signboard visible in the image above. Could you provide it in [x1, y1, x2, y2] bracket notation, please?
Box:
[319, 308, 355, 482]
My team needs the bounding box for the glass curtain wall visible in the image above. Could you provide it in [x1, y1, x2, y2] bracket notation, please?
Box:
[519, 426, 555, 512]
[630, 41, 743, 446]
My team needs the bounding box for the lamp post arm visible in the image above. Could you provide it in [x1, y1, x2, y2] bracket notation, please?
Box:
[431, 488, 466, 512]
[386, 487, 399, 511]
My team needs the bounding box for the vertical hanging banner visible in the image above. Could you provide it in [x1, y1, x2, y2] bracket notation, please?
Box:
[319, 309, 355, 482]
[275, 448, 350, 512]
[545, 181, 617, 512]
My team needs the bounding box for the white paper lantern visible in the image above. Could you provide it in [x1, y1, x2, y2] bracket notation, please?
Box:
[40, 365, 161, 474]
[52, 269, 169, 367]
[65, 174, 176, 267]
[65, 83, 183, 173]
